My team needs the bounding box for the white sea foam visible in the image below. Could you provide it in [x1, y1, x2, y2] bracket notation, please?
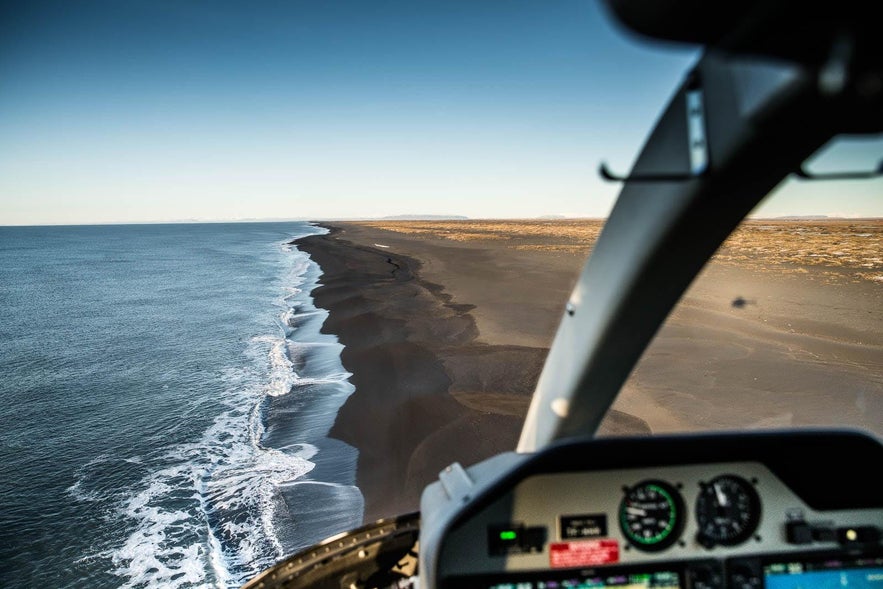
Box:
[105, 400, 317, 588]
[99, 228, 356, 588]
[253, 335, 298, 397]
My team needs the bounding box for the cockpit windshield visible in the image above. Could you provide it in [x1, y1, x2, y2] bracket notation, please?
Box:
[610, 153, 883, 438]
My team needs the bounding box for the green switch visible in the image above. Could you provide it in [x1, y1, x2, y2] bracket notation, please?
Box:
[489, 524, 547, 556]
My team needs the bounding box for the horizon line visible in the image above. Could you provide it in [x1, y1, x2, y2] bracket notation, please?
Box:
[3, 214, 883, 229]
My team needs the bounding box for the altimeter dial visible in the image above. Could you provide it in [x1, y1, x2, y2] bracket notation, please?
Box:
[695, 474, 761, 548]
[619, 479, 685, 552]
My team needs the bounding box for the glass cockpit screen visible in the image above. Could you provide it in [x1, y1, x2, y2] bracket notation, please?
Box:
[764, 556, 883, 589]
[486, 570, 680, 589]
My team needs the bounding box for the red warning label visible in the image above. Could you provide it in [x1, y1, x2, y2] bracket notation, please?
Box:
[549, 540, 620, 568]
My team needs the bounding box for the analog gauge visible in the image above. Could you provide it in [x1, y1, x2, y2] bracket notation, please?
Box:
[619, 480, 685, 552]
[695, 474, 761, 548]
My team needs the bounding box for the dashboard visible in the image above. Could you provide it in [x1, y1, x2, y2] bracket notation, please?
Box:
[421, 429, 883, 589]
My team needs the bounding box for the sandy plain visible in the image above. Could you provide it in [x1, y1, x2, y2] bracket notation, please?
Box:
[295, 219, 883, 522]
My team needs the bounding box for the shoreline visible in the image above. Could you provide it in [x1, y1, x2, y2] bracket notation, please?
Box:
[294, 222, 647, 521]
[295, 226, 527, 520]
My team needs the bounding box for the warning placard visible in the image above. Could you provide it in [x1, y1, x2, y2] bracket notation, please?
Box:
[549, 540, 619, 568]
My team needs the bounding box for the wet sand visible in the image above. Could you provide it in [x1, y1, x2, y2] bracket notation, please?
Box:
[295, 219, 883, 522]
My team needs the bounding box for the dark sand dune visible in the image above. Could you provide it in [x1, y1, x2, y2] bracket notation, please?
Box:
[296, 219, 883, 522]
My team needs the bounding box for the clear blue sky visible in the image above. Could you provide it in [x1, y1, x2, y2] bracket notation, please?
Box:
[1, 1, 880, 225]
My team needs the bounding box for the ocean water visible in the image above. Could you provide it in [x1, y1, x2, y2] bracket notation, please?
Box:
[0, 222, 363, 588]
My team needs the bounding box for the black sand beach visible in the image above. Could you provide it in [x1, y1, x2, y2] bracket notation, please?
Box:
[295, 222, 586, 521]
[296, 219, 883, 522]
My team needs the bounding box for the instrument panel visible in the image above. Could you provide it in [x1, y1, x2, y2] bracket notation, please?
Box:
[421, 430, 883, 589]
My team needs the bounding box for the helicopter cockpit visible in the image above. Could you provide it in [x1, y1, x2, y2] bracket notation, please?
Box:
[242, 2, 883, 588]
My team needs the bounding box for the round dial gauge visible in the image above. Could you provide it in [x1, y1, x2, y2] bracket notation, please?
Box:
[619, 480, 685, 552]
[695, 474, 761, 548]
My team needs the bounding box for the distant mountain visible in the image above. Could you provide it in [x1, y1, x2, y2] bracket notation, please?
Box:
[773, 215, 831, 220]
[380, 214, 470, 220]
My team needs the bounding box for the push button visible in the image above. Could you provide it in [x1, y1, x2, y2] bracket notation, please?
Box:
[837, 526, 881, 546]
[785, 521, 812, 545]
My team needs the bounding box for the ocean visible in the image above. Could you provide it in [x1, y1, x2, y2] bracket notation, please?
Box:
[0, 222, 363, 588]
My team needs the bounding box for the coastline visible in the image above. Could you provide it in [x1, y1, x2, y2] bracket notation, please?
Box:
[294, 221, 646, 521]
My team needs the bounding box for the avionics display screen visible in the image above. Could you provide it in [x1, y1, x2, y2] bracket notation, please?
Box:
[487, 570, 681, 589]
[764, 556, 883, 589]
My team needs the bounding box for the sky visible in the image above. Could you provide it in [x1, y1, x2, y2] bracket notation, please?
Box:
[1, 0, 880, 225]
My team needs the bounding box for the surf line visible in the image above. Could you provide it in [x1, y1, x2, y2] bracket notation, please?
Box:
[265, 230, 365, 555]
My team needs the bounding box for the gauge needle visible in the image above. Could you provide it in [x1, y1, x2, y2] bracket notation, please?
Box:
[714, 483, 728, 506]
[626, 506, 647, 516]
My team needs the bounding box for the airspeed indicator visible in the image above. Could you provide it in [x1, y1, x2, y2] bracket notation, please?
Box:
[618, 480, 685, 552]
